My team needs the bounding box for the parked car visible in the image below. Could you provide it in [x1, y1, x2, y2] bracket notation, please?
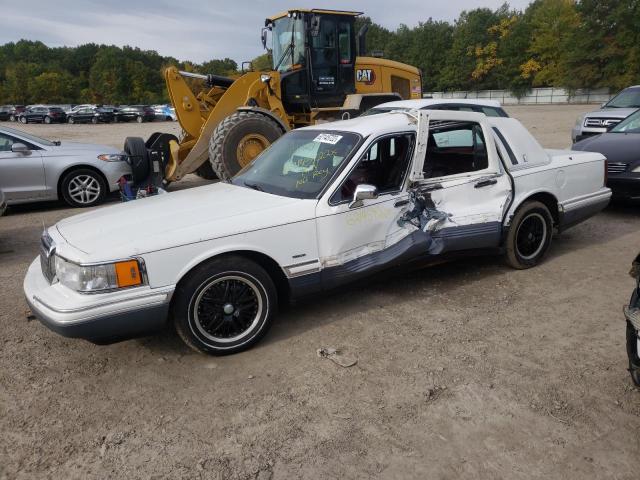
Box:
[572, 85, 640, 142]
[362, 98, 510, 118]
[0, 188, 6, 216]
[117, 105, 155, 123]
[9, 105, 26, 121]
[572, 109, 640, 200]
[18, 106, 67, 124]
[23, 110, 611, 355]
[0, 126, 130, 208]
[67, 107, 115, 124]
[153, 104, 177, 121]
[0, 106, 12, 121]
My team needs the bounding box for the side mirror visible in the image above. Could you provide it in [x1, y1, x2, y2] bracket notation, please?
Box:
[261, 27, 268, 50]
[349, 184, 378, 209]
[601, 102, 608, 108]
[11, 143, 30, 154]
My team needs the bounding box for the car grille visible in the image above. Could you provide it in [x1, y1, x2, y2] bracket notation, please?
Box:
[40, 231, 56, 284]
[607, 162, 628, 174]
[584, 117, 621, 128]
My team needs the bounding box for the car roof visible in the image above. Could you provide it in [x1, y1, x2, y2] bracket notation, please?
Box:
[372, 98, 503, 109]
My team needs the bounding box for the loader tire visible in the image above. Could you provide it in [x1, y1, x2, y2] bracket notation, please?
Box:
[195, 161, 218, 180]
[209, 111, 284, 181]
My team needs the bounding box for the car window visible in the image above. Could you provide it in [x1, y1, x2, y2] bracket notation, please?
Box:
[0, 126, 53, 147]
[232, 129, 361, 199]
[424, 121, 488, 178]
[480, 106, 506, 117]
[0, 133, 16, 152]
[332, 133, 414, 204]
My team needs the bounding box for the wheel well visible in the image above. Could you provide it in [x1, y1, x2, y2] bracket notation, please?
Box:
[57, 165, 109, 200]
[236, 106, 289, 133]
[516, 192, 559, 226]
[176, 251, 291, 306]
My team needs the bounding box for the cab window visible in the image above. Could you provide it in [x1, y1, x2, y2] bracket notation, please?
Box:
[332, 133, 414, 203]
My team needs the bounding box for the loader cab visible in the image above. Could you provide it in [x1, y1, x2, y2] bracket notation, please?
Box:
[266, 9, 359, 112]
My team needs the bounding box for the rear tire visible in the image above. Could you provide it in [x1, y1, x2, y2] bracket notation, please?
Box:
[44, 116, 51, 124]
[60, 168, 106, 207]
[209, 111, 284, 181]
[91, 116, 98, 124]
[20, 116, 26, 124]
[68, 117, 75, 124]
[123, 137, 150, 184]
[173, 255, 277, 355]
[505, 201, 553, 269]
[136, 115, 143, 123]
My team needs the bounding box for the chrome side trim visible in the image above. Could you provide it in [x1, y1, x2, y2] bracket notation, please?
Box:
[283, 259, 322, 278]
[559, 188, 611, 213]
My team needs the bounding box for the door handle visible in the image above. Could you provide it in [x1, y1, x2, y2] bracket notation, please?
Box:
[474, 178, 498, 188]
[394, 199, 409, 208]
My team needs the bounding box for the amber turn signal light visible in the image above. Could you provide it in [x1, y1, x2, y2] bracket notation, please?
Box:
[115, 260, 142, 288]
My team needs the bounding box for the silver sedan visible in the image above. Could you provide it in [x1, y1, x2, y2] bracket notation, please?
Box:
[0, 126, 131, 208]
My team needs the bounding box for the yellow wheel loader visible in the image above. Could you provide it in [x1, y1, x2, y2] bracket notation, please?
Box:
[128, 9, 422, 183]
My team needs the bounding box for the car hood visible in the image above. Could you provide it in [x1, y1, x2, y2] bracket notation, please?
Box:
[55, 182, 317, 261]
[572, 133, 640, 164]
[585, 108, 638, 119]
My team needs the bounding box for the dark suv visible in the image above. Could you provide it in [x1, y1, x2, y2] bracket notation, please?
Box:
[117, 105, 155, 123]
[67, 107, 115, 124]
[18, 106, 67, 124]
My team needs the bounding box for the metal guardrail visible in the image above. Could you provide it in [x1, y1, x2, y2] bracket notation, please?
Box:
[424, 87, 614, 105]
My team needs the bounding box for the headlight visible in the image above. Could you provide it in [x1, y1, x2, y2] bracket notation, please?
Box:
[97, 153, 127, 162]
[55, 256, 144, 292]
[632, 166, 640, 173]
[575, 114, 586, 127]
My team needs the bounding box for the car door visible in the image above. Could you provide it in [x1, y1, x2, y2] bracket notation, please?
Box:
[314, 131, 417, 287]
[0, 132, 46, 202]
[407, 110, 512, 253]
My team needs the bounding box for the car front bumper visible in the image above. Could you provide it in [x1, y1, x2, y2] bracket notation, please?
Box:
[24, 258, 173, 344]
[607, 176, 640, 200]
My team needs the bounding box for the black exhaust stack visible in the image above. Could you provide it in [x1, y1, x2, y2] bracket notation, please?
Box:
[357, 23, 369, 56]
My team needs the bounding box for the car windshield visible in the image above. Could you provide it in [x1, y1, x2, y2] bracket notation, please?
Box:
[0, 126, 56, 146]
[605, 88, 640, 108]
[231, 129, 361, 199]
[610, 110, 640, 133]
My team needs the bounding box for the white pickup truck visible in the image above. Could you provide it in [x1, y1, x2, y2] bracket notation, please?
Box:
[24, 110, 611, 355]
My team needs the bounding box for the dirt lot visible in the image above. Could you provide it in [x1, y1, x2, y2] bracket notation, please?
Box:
[1, 105, 639, 479]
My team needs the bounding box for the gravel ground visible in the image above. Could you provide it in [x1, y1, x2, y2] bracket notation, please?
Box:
[1, 105, 639, 479]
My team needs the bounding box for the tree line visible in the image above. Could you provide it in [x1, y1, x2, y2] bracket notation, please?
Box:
[0, 0, 638, 105]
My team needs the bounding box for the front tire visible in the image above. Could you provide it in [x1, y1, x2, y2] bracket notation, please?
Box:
[68, 116, 75, 124]
[136, 115, 143, 123]
[209, 111, 283, 181]
[44, 116, 51, 124]
[173, 255, 277, 355]
[20, 116, 27, 124]
[60, 168, 106, 208]
[505, 201, 553, 269]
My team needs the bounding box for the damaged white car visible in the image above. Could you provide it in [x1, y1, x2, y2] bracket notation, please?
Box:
[24, 110, 611, 355]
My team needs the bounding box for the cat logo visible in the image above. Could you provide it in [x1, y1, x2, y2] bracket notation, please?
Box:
[356, 69, 376, 85]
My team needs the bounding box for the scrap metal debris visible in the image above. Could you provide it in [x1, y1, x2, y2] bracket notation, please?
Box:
[399, 187, 451, 232]
[317, 347, 358, 368]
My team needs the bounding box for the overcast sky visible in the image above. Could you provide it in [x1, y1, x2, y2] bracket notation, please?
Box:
[2, 0, 531, 64]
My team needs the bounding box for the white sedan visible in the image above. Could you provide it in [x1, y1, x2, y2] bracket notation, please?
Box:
[0, 126, 130, 208]
[23, 110, 610, 355]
